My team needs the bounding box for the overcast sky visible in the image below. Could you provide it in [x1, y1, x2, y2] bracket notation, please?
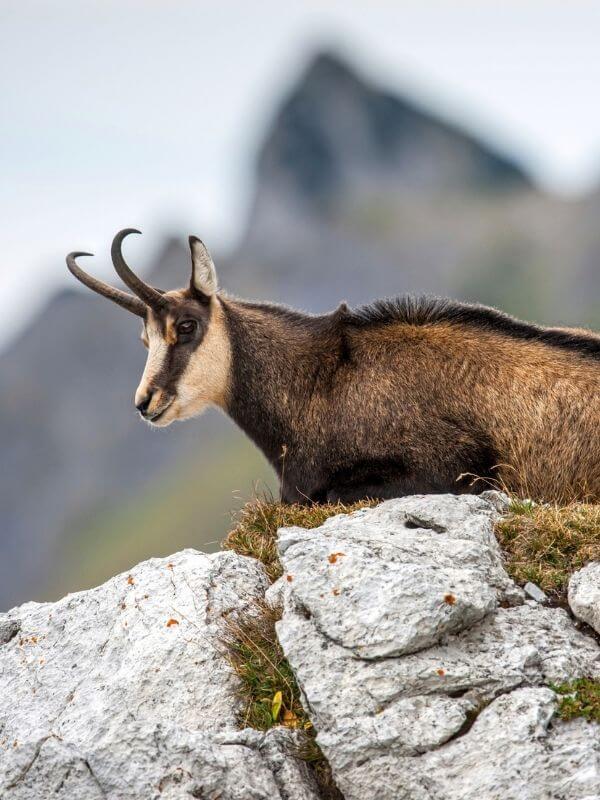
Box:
[2, 0, 600, 346]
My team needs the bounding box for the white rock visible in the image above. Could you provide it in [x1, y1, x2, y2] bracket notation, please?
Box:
[275, 494, 600, 800]
[569, 562, 600, 634]
[278, 494, 521, 659]
[0, 549, 319, 799]
[0, 725, 319, 800]
[524, 581, 548, 603]
[342, 688, 600, 800]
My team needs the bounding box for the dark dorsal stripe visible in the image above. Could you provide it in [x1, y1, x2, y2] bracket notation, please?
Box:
[347, 296, 600, 360]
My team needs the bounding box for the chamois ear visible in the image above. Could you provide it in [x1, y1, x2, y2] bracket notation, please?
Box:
[189, 236, 218, 298]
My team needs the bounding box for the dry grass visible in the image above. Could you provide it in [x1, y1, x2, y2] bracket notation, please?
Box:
[223, 496, 377, 581]
[495, 500, 600, 600]
[552, 678, 600, 724]
[222, 498, 376, 799]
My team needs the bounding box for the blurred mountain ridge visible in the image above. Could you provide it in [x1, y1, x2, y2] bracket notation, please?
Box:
[249, 52, 530, 237]
[1, 50, 599, 609]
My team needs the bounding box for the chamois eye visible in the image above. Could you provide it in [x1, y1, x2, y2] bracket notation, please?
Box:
[177, 320, 197, 337]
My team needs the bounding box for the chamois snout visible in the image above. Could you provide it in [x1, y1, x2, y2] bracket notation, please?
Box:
[135, 391, 153, 416]
[134, 385, 175, 424]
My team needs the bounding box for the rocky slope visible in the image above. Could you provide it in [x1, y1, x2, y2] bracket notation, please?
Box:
[1, 493, 599, 799]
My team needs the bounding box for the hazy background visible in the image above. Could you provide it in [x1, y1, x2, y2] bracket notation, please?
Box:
[2, 1, 600, 609]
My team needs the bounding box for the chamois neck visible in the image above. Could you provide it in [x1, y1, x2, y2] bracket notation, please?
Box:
[220, 297, 342, 471]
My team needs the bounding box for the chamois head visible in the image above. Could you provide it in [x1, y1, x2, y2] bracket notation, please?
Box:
[67, 229, 230, 427]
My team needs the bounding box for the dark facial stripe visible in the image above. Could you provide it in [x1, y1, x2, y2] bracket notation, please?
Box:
[154, 341, 191, 394]
[152, 319, 209, 395]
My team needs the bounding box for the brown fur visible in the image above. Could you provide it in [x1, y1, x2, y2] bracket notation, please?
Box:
[217, 297, 599, 505]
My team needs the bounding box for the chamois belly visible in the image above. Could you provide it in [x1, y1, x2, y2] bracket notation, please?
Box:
[281, 423, 499, 504]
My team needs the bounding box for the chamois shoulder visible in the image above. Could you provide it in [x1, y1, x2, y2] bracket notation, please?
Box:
[347, 296, 600, 360]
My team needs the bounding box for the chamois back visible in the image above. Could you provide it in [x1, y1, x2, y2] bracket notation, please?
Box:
[347, 296, 600, 359]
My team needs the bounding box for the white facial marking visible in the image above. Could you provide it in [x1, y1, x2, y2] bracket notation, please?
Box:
[173, 299, 231, 417]
[134, 314, 168, 409]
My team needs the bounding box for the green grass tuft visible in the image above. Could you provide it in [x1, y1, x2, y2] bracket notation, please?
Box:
[552, 678, 600, 723]
[495, 501, 600, 600]
[222, 600, 309, 732]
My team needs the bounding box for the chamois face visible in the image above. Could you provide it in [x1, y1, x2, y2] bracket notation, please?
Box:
[133, 236, 231, 427]
[65, 229, 232, 428]
[135, 290, 231, 427]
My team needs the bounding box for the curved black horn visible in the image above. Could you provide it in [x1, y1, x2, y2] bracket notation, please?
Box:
[111, 228, 167, 311]
[66, 252, 146, 317]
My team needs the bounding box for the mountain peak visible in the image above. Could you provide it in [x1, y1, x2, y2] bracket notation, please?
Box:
[300, 51, 362, 90]
[247, 51, 531, 241]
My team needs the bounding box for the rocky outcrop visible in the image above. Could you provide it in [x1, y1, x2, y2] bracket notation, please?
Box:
[2, 494, 600, 799]
[0, 549, 319, 799]
[273, 494, 600, 800]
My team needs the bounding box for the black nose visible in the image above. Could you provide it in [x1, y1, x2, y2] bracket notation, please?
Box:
[136, 392, 153, 416]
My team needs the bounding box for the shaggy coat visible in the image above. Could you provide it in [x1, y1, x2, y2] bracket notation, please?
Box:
[219, 296, 600, 504]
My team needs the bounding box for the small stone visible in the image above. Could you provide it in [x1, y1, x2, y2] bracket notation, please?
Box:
[524, 582, 548, 603]
[0, 616, 20, 645]
[479, 490, 511, 513]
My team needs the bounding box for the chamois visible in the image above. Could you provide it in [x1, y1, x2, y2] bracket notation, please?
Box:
[67, 229, 600, 505]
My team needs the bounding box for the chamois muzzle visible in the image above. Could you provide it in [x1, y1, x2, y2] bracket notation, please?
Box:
[111, 229, 167, 313]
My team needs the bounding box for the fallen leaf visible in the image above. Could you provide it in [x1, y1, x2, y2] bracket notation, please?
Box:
[127, 575, 135, 586]
[282, 708, 299, 728]
[437, 668, 446, 677]
[271, 691, 283, 722]
[166, 618, 179, 627]
[328, 552, 345, 564]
